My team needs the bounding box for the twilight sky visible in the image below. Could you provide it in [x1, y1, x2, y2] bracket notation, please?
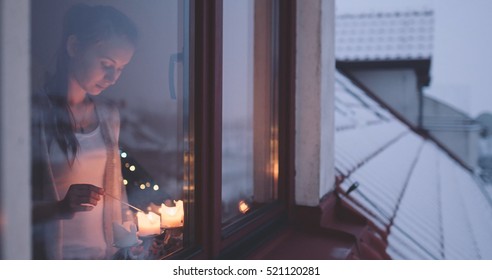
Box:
[336, 0, 492, 118]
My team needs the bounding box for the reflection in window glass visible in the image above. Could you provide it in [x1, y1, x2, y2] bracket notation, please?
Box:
[222, 0, 278, 225]
[31, 0, 191, 259]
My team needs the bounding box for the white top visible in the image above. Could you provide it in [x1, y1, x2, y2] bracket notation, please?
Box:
[50, 125, 107, 259]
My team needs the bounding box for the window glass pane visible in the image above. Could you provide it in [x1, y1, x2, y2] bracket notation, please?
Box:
[222, 0, 278, 225]
[31, 0, 192, 259]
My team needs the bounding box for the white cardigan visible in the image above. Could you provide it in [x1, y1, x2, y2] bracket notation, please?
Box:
[32, 93, 127, 259]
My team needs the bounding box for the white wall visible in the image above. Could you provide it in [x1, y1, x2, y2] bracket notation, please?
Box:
[0, 0, 31, 259]
[295, 0, 336, 206]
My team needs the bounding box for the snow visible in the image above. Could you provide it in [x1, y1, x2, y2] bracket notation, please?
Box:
[335, 70, 492, 259]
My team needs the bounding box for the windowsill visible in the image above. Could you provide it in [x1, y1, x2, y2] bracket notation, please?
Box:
[245, 191, 391, 260]
[221, 201, 285, 239]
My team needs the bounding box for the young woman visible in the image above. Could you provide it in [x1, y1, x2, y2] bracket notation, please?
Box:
[31, 3, 138, 259]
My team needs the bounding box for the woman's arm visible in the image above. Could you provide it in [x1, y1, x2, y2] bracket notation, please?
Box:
[32, 184, 104, 223]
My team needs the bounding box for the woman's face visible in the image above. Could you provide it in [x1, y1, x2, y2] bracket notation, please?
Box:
[68, 35, 135, 95]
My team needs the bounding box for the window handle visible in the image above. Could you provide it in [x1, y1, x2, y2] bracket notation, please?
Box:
[168, 52, 183, 100]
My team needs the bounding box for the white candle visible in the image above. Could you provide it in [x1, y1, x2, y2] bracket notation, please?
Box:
[136, 212, 161, 236]
[159, 200, 184, 228]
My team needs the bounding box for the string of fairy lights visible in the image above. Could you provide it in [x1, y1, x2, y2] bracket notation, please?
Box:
[119, 148, 170, 211]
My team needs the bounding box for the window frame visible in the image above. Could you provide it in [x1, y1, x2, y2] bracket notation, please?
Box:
[0, 0, 295, 260]
[185, 0, 296, 259]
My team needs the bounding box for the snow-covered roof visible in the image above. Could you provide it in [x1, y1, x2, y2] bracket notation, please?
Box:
[336, 10, 434, 61]
[335, 71, 492, 259]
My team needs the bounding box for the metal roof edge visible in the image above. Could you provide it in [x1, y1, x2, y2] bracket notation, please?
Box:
[336, 60, 431, 87]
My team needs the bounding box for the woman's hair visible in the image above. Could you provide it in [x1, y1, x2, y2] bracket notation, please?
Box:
[44, 3, 138, 162]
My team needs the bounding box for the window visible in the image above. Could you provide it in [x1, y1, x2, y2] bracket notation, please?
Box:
[190, 0, 295, 259]
[31, 0, 192, 259]
[221, 0, 279, 226]
[29, 0, 295, 260]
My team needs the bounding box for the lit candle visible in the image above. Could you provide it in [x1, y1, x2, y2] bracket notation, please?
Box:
[136, 212, 161, 236]
[159, 200, 184, 228]
[238, 200, 250, 214]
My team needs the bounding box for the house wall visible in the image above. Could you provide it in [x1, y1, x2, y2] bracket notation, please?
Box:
[350, 68, 421, 127]
[423, 96, 481, 170]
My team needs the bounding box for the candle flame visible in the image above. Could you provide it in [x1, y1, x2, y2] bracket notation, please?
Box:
[239, 200, 249, 214]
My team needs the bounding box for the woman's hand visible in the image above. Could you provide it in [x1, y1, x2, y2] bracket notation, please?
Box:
[58, 184, 104, 217]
